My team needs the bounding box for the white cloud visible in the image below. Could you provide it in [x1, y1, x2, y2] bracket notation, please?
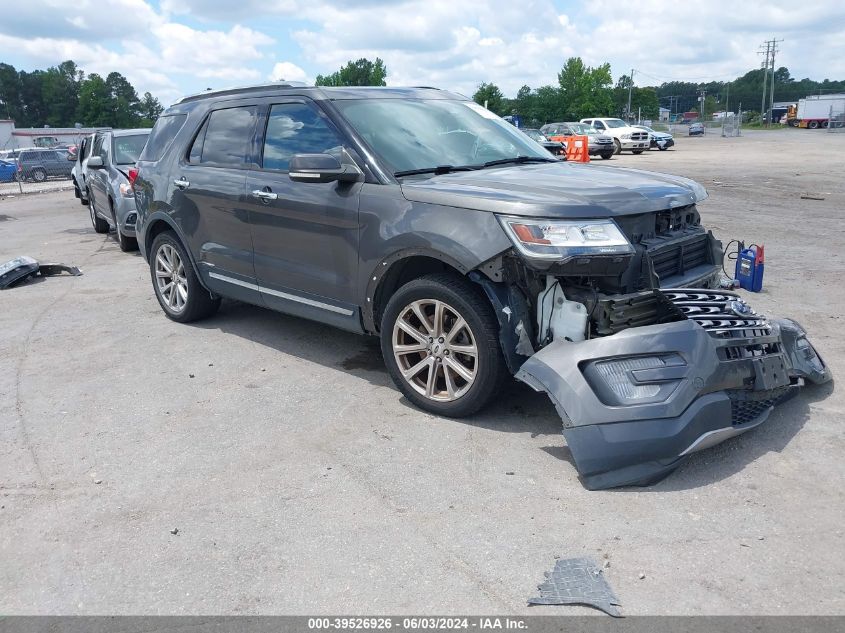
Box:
[269, 62, 310, 83]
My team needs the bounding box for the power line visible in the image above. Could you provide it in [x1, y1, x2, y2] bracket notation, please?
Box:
[758, 37, 783, 125]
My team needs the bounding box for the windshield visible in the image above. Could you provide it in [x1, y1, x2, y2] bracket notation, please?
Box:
[604, 119, 628, 129]
[566, 122, 594, 135]
[112, 134, 149, 165]
[333, 98, 551, 175]
[636, 126, 655, 133]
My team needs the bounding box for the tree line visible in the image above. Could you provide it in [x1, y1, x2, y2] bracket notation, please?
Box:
[473, 59, 845, 126]
[0, 60, 163, 129]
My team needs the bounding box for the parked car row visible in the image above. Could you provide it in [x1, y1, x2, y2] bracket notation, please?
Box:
[0, 147, 75, 183]
[71, 128, 151, 251]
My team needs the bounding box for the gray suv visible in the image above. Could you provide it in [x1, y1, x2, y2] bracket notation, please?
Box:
[134, 84, 830, 489]
[86, 129, 150, 251]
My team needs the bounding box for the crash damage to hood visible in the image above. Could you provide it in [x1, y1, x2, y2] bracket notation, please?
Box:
[400, 162, 708, 218]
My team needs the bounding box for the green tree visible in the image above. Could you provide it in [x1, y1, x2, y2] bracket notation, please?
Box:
[472, 82, 505, 114]
[77, 73, 112, 127]
[557, 57, 613, 120]
[42, 60, 83, 127]
[106, 71, 141, 127]
[138, 92, 164, 126]
[315, 58, 388, 87]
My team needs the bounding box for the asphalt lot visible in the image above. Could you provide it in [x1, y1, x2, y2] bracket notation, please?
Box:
[1, 128, 843, 615]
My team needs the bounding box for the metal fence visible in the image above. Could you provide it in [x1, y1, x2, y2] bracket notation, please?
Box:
[0, 175, 75, 198]
[828, 105, 845, 132]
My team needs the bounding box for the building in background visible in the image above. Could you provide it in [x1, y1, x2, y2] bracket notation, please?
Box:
[0, 120, 108, 150]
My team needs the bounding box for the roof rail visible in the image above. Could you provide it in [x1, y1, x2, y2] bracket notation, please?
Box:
[411, 86, 441, 90]
[174, 81, 310, 105]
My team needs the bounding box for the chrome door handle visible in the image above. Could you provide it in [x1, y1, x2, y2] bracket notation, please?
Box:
[251, 189, 278, 201]
[173, 178, 189, 189]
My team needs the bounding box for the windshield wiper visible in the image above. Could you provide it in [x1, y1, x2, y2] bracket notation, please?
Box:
[480, 156, 559, 168]
[394, 165, 479, 177]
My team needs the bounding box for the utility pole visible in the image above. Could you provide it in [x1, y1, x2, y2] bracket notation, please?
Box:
[769, 38, 782, 125]
[699, 88, 707, 134]
[627, 68, 634, 122]
[758, 40, 771, 125]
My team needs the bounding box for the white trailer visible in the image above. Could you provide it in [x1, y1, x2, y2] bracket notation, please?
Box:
[796, 94, 845, 128]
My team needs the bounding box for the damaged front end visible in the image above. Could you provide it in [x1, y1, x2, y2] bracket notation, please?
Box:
[477, 206, 832, 489]
[517, 290, 831, 489]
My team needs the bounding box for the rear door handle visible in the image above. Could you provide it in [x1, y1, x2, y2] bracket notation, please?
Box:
[251, 189, 278, 201]
[173, 178, 189, 189]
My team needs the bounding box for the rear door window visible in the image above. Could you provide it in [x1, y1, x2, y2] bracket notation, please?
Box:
[193, 106, 258, 167]
[139, 114, 187, 161]
[260, 103, 344, 172]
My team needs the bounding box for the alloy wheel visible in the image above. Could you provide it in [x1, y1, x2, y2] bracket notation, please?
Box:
[391, 299, 478, 402]
[155, 243, 188, 313]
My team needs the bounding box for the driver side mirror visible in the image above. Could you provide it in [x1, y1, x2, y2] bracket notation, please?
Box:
[87, 156, 105, 169]
[288, 154, 362, 184]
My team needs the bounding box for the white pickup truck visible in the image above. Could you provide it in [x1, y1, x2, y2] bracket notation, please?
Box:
[580, 117, 650, 155]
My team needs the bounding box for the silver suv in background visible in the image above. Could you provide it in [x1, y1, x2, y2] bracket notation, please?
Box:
[86, 129, 150, 251]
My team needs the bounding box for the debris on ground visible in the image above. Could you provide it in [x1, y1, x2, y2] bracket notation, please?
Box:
[93, 479, 102, 485]
[528, 556, 622, 617]
[170, 528, 179, 535]
[800, 194, 825, 201]
[0, 255, 81, 289]
[638, 572, 646, 580]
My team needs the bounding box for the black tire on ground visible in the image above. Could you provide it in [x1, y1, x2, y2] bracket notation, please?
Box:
[808, 120, 819, 129]
[613, 139, 622, 155]
[632, 150, 644, 155]
[379, 273, 507, 418]
[658, 145, 668, 151]
[89, 193, 109, 233]
[600, 152, 613, 160]
[149, 230, 220, 323]
[32, 168, 46, 182]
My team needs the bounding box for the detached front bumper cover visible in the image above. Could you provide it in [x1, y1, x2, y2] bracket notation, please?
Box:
[516, 289, 832, 490]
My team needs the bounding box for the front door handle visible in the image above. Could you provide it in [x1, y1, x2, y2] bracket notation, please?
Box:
[251, 189, 278, 201]
[173, 178, 190, 189]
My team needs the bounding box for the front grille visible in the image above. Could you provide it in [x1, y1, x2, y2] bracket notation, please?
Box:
[647, 233, 711, 280]
[595, 138, 612, 144]
[729, 386, 792, 425]
[631, 132, 648, 141]
[664, 289, 771, 338]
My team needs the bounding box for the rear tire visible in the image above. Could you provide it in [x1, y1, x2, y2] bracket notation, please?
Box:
[380, 273, 506, 418]
[600, 152, 613, 160]
[808, 120, 819, 129]
[149, 231, 220, 323]
[32, 168, 46, 182]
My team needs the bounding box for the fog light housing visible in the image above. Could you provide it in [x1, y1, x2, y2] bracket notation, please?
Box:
[583, 354, 687, 406]
[125, 213, 137, 226]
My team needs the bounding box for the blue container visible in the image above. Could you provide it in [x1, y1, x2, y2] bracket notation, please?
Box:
[735, 244, 764, 292]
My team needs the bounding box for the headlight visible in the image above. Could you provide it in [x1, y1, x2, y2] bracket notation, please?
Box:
[119, 183, 133, 197]
[499, 217, 634, 260]
[620, 133, 631, 139]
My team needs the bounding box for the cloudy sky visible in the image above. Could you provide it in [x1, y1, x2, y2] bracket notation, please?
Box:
[2, 0, 844, 106]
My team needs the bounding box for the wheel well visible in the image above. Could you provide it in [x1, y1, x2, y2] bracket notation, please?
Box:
[143, 219, 175, 259]
[372, 256, 465, 332]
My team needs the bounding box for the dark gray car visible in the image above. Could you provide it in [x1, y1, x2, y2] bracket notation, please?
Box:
[86, 128, 150, 251]
[133, 84, 830, 489]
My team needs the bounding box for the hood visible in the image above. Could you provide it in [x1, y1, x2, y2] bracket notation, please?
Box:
[400, 162, 707, 218]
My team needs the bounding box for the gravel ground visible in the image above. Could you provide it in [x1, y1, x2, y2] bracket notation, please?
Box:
[0, 128, 842, 615]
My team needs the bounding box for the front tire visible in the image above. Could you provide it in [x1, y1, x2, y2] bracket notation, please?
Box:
[613, 139, 622, 155]
[89, 194, 109, 233]
[600, 152, 613, 160]
[658, 144, 668, 151]
[380, 273, 506, 418]
[149, 231, 220, 323]
[111, 201, 138, 252]
[632, 150, 644, 155]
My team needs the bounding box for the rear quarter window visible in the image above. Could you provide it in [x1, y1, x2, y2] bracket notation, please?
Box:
[139, 114, 187, 161]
